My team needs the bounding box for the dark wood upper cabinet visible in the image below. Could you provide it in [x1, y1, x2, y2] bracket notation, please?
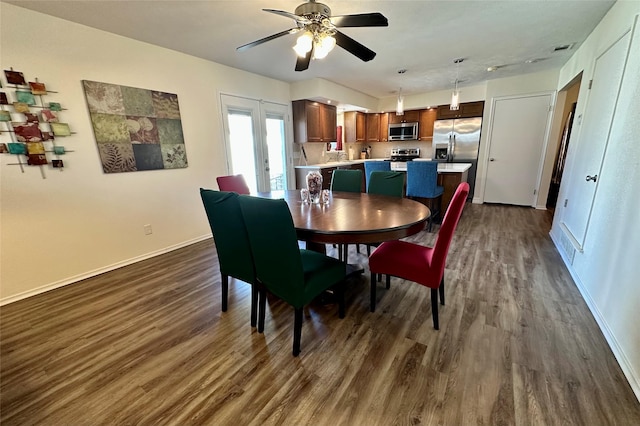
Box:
[366, 113, 380, 142]
[292, 100, 337, 143]
[379, 112, 389, 142]
[388, 109, 420, 124]
[344, 111, 366, 143]
[418, 108, 437, 141]
[436, 101, 485, 119]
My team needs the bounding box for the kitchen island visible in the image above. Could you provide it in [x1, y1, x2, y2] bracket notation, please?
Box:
[295, 159, 470, 212]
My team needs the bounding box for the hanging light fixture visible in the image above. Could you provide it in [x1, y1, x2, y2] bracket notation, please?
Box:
[450, 58, 464, 111]
[396, 87, 404, 116]
[293, 31, 314, 57]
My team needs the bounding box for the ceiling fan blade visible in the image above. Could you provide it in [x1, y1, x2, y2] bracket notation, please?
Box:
[295, 46, 313, 72]
[263, 8, 310, 25]
[334, 30, 376, 62]
[237, 28, 300, 52]
[331, 12, 388, 28]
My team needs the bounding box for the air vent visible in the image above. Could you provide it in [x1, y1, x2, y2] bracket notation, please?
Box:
[554, 43, 575, 52]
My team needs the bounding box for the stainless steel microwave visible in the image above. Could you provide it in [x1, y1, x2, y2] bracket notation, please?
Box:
[388, 122, 418, 141]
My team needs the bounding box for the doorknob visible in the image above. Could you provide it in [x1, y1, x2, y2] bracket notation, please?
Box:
[489, 158, 495, 162]
[585, 174, 597, 182]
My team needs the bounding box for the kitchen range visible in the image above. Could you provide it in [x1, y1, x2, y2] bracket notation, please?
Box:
[389, 147, 420, 170]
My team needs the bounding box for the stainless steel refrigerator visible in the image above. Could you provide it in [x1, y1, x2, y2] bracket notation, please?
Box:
[432, 117, 482, 199]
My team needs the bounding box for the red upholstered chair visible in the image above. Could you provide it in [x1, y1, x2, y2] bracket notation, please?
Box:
[216, 174, 250, 194]
[368, 182, 469, 330]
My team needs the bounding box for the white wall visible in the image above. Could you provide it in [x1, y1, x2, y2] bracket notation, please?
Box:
[550, 2, 640, 399]
[0, 4, 292, 302]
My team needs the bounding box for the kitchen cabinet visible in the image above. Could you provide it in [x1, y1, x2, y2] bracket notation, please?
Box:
[388, 109, 420, 124]
[292, 100, 337, 143]
[344, 111, 366, 142]
[418, 108, 437, 141]
[436, 101, 484, 119]
[365, 113, 389, 142]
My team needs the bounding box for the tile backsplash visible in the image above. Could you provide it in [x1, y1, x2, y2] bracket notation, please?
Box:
[294, 141, 433, 166]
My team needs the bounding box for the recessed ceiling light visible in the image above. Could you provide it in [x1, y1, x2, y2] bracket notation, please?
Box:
[487, 66, 499, 72]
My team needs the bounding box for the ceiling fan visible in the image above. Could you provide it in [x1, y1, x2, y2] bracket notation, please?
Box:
[237, 0, 388, 71]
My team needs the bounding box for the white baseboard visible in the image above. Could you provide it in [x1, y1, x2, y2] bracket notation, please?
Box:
[0, 235, 212, 306]
[550, 231, 640, 402]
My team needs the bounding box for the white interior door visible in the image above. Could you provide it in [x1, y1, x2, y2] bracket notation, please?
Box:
[483, 93, 554, 206]
[220, 95, 291, 193]
[561, 30, 631, 249]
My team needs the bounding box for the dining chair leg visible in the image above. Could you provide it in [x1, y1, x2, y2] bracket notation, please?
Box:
[370, 271, 377, 312]
[439, 276, 445, 306]
[431, 288, 439, 330]
[221, 274, 229, 312]
[293, 307, 303, 357]
[258, 288, 267, 333]
[385, 274, 391, 289]
[342, 244, 349, 264]
[338, 281, 345, 319]
[250, 286, 258, 327]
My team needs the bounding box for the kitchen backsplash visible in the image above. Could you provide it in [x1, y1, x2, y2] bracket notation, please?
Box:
[295, 141, 433, 166]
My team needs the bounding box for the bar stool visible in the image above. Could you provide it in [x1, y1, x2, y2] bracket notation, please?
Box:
[406, 161, 443, 232]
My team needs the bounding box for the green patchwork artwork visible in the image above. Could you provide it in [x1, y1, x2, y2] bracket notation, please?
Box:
[83, 80, 187, 173]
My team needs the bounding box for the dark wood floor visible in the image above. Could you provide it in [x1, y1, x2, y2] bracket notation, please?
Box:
[2, 203, 639, 425]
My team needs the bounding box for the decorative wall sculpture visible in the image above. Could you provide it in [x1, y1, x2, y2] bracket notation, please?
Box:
[82, 80, 188, 173]
[0, 68, 74, 178]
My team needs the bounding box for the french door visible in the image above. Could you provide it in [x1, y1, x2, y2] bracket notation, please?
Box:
[220, 94, 292, 193]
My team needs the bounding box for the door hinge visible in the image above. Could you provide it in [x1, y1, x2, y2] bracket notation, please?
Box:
[588, 79, 593, 89]
[564, 199, 568, 207]
[533, 189, 537, 195]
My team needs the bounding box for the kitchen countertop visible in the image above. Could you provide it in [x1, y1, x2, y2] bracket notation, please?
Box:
[295, 159, 471, 173]
[391, 162, 472, 173]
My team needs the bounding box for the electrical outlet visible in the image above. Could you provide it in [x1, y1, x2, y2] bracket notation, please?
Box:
[144, 224, 152, 235]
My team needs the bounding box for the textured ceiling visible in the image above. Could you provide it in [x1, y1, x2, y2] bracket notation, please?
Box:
[5, 0, 615, 99]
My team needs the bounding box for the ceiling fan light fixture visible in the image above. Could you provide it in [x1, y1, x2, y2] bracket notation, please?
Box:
[313, 33, 336, 59]
[293, 31, 313, 57]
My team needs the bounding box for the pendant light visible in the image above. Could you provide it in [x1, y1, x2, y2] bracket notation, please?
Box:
[396, 87, 404, 116]
[450, 58, 463, 111]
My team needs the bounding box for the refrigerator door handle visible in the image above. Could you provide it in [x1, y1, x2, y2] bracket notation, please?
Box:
[451, 134, 456, 162]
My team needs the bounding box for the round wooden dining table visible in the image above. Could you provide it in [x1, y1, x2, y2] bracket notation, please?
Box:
[257, 190, 431, 247]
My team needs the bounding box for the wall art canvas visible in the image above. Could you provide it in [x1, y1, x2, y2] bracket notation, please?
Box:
[82, 80, 187, 173]
[8, 142, 27, 155]
[48, 102, 62, 111]
[24, 113, 39, 123]
[0, 143, 8, 153]
[52, 159, 64, 168]
[16, 90, 36, 105]
[14, 122, 42, 142]
[0, 110, 10, 121]
[41, 109, 58, 122]
[50, 122, 71, 136]
[4, 70, 26, 85]
[41, 131, 54, 141]
[0, 92, 8, 105]
[13, 102, 29, 113]
[29, 81, 47, 95]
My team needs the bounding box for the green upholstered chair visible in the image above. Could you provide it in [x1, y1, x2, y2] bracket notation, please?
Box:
[330, 169, 363, 193]
[367, 171, 405, 198]
[330, 168, 363, 262]
[200, 189, 258, 327]
[238, 195, 347, 356]
[363, 171, 406, 257]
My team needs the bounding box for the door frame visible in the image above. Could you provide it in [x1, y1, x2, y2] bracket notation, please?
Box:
[478, 91, 556, 207]
[219, 93, 295, 192]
